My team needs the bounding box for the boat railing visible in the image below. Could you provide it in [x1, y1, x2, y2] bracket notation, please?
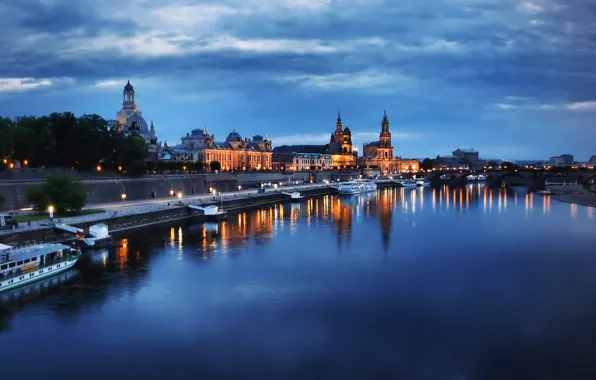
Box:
[10, 243, 49, 255]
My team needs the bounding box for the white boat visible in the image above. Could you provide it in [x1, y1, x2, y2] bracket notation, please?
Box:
[466, 175, 478, 181]
[282, 191, 304, 202]
[80, 223, 114, 249]
[398, 180, 418, 188]
[188, 204, 227, 221]
[415, 178, 430, 186]
[338, 179, 377, 195]
[0, 243, 81, 293]
[477, 174, 487, 181]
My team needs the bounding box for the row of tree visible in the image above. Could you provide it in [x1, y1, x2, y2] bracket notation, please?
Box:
[0, 113, 148, 175]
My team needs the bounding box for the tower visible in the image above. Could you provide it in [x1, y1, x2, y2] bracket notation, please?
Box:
[377, 110, 393, 161]
[123, 79, 136, 110]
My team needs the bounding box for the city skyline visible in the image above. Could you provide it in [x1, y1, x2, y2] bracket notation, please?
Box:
[1, 0, 595, 160]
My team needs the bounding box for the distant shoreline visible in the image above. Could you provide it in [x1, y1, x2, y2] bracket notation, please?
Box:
[553, 193, 596, 208]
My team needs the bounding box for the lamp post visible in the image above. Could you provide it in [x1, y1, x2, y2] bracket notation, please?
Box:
[238, 185, 242, 191]
[48, 205, 54, 221]
[118, 182, 126, 202]
[165, 178, 174, 197]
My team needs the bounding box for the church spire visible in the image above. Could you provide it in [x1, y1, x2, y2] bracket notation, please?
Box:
[337, 107, 342, 123]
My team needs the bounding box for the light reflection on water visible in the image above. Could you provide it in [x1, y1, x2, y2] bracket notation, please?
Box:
[0, 185, 595, 380]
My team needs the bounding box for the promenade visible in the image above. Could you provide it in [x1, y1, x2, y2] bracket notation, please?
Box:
[0, 183, 333, 236]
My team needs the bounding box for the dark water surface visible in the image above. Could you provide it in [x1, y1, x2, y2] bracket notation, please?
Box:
[2, 185, 596, 380]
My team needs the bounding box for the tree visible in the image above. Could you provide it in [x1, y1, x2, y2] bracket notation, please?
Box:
[116, 135, 148, 176]
[0, 192, 5, 206]
[26, 173, 86, 213]
[210, 161, 221, 172]
[421, 158, 434, 171]
[0, 117, 15, 159]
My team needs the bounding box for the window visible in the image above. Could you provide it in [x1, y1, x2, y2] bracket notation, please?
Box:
[17, 261, 23, 265]
[24, 259, 30, 263]
[30, 273, 34, 277]
[31, 257, 36, 261]
[9, 263, 15, 268]
[1, 264, 6, 270]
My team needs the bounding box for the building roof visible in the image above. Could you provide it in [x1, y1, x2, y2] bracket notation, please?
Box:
[1, 243, 71, 263]
[124, 112, 149, 137]
[454, 148, 477, 153]
[226, 130, 242, 142]
[273, 145, 326, 154]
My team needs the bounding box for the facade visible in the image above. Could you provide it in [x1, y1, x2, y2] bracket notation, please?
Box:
[589, 155, 596, 165]
[272, 153, 333, 171]
[549, 154, 574, 167]
[114, 80, 161, 160]
[434, 148, 486, 171]
[360, 110, 419, 173]
[270, 111, 358, 168]
[161, 129, 273, 171]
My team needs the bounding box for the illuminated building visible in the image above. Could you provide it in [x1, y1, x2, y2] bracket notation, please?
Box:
[360, 110, 419, 173]
[161, 129, 273, 171]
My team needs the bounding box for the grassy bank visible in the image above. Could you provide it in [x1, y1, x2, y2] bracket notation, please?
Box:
[14, 209, 105, 223]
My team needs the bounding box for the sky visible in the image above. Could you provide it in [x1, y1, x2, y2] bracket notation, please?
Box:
[0, 0, 595, 161]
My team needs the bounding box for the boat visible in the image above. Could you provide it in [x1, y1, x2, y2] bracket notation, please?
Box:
[477, 174, 487, 181]
[466, 174, 478, 181]
[282, 191, 304, 202]
[398, 179, 418, 188]
[1, 268, 79, 302]
[79, 223, 114, 249]
[189, 204, 227, 221]
[338, 179, 377, 195]
[0, 243, 81, 293]
[415, 178, 430, 186]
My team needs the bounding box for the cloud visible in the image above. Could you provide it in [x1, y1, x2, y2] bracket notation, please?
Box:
[0, 78, 52, 93]
[516, 1, 544, 14]
[280, 70, 416, 91]
[272, 131, 423, 146]
[494, 100, 596, 112]
[93, 80, 123, 88]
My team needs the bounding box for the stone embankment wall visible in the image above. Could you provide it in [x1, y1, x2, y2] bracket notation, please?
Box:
[0, 187, 337, 245]
[0, 170, 361, 210]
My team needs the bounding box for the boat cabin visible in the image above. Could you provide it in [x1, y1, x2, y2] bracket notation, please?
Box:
[0, 243, 70, 279]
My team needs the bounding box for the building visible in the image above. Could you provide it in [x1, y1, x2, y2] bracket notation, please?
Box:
[161, 129, 273, 171]
[272, 152, 333, 171]
[114, 80, 161, 160]
[589, 155, 596, 165]
[271, 111, 358, 168]
[549, 154, 574, 167]
[360, 110, 419, 173]
[434, 148, 486, 171]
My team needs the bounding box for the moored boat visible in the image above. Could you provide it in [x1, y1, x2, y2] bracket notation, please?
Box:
[415, 178, 430, 186]
[0, 243, 81, 293]
[398, 179, 418, 188]
[79, 223, 114, 249]
[477, 174, 487, 181]
[466, 174, 478, 181]
[338, 179, 377, 195]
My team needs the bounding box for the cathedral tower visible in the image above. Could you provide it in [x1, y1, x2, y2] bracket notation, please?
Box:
[377, 110, 393, 159]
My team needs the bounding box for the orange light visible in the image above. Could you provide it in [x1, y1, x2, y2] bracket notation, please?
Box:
[23, 159, 28, 166]
[118, 165, 122, 171]
[2, 158, 6, 164]
[96, 165, 102, 172]
[9, 162, 14, 169]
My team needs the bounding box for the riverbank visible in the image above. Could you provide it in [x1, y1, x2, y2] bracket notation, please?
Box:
[0, 184, 338, 245]
[553, 192, 596, 208]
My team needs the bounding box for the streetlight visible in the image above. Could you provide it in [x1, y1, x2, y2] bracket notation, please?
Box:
[169, 190, 175, 196]
[118, 182, 126, 201]
[96, 165, 102, 172]
[238, 185, 242, 191]
[48, 205, 54, 220]
[212, 189, 217, 196]
[177, 192, 182, 199]
[121, 193, 127, 201]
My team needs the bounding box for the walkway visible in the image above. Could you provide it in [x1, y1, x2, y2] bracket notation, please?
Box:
[0, 183, 333, 236]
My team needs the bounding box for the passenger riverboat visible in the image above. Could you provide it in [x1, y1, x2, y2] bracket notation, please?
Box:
[338, 179, 378, 195]
[0, 243, 81, 293]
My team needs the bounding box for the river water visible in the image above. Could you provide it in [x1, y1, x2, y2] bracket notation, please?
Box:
[1, 185, 596, 380]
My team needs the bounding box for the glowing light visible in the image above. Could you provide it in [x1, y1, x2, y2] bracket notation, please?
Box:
[96, 165, 102, 172]
[121, 193, 127, 200]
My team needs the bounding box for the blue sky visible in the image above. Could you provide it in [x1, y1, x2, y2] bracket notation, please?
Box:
[0, 0, 595, 160]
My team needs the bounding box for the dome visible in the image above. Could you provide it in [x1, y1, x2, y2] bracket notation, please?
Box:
[124, 80, 134, 92]
[343, 126, 351, 134]
[226, 130, 242, 142]
[124, 112, 149, 137]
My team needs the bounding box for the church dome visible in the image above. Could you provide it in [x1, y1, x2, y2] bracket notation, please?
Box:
[343, 126, 351, 134]
[226, 130, 242, 142]
[124, 112, 149, 137]
[124, 80, 134, 92]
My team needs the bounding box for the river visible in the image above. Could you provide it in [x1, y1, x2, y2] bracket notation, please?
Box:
[1, 185, 596, 380]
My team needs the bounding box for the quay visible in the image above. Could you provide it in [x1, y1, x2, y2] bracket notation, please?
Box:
[0, 183, 342, 245]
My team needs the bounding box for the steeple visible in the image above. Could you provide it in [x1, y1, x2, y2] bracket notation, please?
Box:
[123, 79, 136, 110]
[381, 109, 390, 133]
[335, 107, 343, 133]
